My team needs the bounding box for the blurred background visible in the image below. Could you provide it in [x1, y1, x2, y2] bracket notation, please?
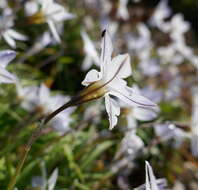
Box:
[0, 0, 198, 189]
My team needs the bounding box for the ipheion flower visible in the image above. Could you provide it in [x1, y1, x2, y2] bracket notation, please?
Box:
[27, 0, 75, 43]
[135, 161, 167, 190]
[81, 30, 157, 129]
[0, 14, 27, 48]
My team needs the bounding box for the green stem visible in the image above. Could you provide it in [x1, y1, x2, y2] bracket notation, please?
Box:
[7, 146, 29, 190]
[7, 100, 74, 190]
[7, 84, 101, 189]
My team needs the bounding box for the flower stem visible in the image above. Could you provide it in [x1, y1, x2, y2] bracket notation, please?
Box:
[7, 100, 74, 190]
[7, 84, 103, 189]
[7, 146, 29, 190]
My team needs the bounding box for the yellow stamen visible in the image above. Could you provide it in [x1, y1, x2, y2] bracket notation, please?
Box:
[28, 11, 46, 24]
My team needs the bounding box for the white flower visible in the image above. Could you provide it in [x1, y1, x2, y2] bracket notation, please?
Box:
[168, 14, 190, 42]
[112, 131, 144, 173]
[81, 30, 100, 70]
[17, 84, 39, 111]
[42, 0, 75, 42]
[28, 0, 75, 43]
[0, 50, 17, 83]
[81, 30, 157, 129]
[118, 131, 144, 157]
[154, 123, 188, 147]
[117, 0, 129, 20]
[145, 161, 160, 190]
[157, 13, 198, 68]
[149, 0, 171, 32]
[157, 45, 184, 65]
[0, 15, 27, 48]
[17, 84, 74, 134]
[135, 161, 167, 190]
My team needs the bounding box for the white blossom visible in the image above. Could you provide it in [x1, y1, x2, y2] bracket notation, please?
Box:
[135, 161, 167, 190]
[149, 0, 171, 32]
[118, 131, 144, 158]
[17, 84, 74, 134]
[0, 15, 27, 48]
[26, 0, 75, 43]
[167, 14, 190, 42]
[157, 13, 198, 67]
[154, 123, 188, 147]
[41, 0, 75, 42]
[82, 30, 157, 129]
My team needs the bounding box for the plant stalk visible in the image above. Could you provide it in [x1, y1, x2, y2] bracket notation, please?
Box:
[7, 100, 75, 190]
[7, 82, 106, 190]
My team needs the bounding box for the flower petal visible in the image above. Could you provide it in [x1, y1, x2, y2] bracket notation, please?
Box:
[17, 85, 39, 111]
[47, 20, 61, 43]
[106, 53, 132, 81]
[126, 113, 137, 130]
[7, 29, 27, 41]
[39, 84, 50, 108]
[0, 66, 17, 83]
[100, 30, 113, 74]
[145, 161, 159, 190]
[82, 69, 101, 86]
[110, 88, 157, 108]
[105, 94, 120, 130]
[3, 32, 16, 48]
[133, 107, 158, 121]
[48, 168, 58, 190]
[0, 50, 16, 68]
[82, 55, 93, 71]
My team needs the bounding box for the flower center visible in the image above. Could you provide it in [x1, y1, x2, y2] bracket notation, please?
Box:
[79, 80, 108, 103]
[28, 11, 46, 24]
